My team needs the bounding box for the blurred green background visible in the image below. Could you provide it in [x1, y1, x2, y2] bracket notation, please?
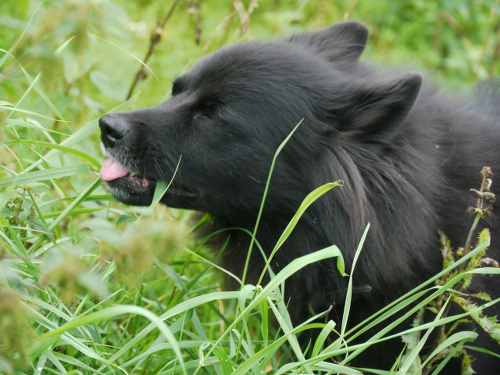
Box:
[0, 1, 499, 373]
[1, 0, 498, 120]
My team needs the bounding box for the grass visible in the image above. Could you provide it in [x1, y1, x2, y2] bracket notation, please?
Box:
[0, 0, 499, 373]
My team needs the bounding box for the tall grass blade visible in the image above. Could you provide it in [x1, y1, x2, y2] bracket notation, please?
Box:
[242, 119, 303, 284]
[33, 305, 187, 375]
[398, 297, 450, 373]
[196, 245, 344, 374]
[341, 223, 370, 339]
[256, 180, 343, 285]
[0, 165, 89, 189]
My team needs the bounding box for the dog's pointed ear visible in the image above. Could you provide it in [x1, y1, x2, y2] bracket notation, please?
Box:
[338, 73, 422, 142]
[289, 21, 368, 63]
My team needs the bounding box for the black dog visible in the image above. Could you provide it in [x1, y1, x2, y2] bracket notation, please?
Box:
[99, 22, 499, 372]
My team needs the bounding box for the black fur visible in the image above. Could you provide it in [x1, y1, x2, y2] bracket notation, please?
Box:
[99, 22, 499, 372]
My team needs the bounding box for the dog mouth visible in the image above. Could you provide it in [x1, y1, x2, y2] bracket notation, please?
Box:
[101, 157, 153, 189]
[100, 154, 198, 206]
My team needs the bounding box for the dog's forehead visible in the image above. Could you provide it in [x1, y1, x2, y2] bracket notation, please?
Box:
[188, 41, 328, 90]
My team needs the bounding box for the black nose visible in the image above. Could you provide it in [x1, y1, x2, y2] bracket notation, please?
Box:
[99, 114, 129, 148]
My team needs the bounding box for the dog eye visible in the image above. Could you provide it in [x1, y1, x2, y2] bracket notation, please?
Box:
[193, 100, 219, 122]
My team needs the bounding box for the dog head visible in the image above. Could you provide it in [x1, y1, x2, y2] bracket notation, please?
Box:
[99, 21, 421, 216]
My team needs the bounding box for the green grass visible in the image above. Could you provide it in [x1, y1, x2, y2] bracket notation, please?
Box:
[0, 1, 499, 373]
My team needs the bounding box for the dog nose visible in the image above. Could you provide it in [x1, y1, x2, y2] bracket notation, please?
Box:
[99, 114, 129, 148]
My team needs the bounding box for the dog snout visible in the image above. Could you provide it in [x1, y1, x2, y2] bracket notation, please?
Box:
[99, 114, 130, 148]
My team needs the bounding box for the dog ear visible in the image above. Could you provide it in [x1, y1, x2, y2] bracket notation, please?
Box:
[288, 21, 368, 63]
[337, 74, 422, 142]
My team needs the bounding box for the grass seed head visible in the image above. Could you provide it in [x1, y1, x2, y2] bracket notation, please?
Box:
[39, 249, 100, 304]
[100, 206, 192, 287]
[0, 288, 34, 372]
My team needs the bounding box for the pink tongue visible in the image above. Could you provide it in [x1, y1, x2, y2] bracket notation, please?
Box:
[100, 158, 129, 181]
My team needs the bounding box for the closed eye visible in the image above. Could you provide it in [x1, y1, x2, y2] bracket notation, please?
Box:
[194, 99, 221, 120]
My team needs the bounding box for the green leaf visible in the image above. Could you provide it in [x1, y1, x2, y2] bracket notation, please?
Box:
[312, 320, 336, 358]
[312, 361, 363, 375]
[202, 245, 344, 372]
[103, 291, 244, 365]
[150, 155, 183, 207]
[242, 119, 303, 284]
[0, 165, 89, 189]
[22, 121, 97, 173]
[422, 331, 478, 366]
[341, 223, 370, 339]
[257, 180, 344, 285]
[33, 305, 187, 375]
[7, 140, 100, 168]
[399, 298, 450, 374]
[343, 232, 492, 346]
[268, 298, 307, 365]
[233, 314, 329, 375]
[55, 35, 76, 55]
